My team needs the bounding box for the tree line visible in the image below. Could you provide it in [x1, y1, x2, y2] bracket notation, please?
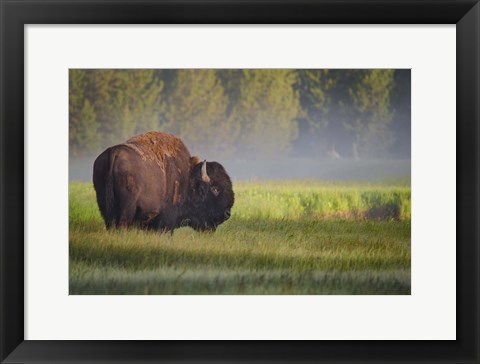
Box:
[69, 69, 410, 159]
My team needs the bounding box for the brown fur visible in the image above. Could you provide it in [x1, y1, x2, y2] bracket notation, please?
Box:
[93, 131, 234, 232]
[190, 155, 201, 166]
[123, 131, 187, 173]
[126, 175, 137, 192]
[172, 180, 180, 205]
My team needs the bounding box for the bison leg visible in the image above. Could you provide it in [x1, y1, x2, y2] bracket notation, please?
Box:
[114, 173, 140, 228]
[148, 211, 178, 233]
[117, 199, 138, 228]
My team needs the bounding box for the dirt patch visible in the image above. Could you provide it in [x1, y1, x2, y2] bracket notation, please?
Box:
[365, 204, 401, 220]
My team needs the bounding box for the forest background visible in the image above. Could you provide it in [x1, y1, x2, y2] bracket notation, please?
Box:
[69, 69, 411, 165]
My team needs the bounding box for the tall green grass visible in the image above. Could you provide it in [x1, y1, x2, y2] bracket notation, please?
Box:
[233, 180, 410, 220]
[69, 180, 411, 295]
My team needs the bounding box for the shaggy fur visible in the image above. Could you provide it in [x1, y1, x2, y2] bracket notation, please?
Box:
[93, 131, 234, 232]
[123, 131, 186, 172]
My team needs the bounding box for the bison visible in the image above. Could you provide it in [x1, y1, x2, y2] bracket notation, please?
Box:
[93, 131, 234, 232]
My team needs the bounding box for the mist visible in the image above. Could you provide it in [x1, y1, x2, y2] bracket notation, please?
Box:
[70, 155, 410, 182]
[69, 69, 410, 182]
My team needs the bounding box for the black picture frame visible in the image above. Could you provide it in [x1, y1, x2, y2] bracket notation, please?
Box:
[1, 1, 479, 363]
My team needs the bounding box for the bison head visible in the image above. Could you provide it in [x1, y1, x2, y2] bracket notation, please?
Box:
[188, 158, 234, 231]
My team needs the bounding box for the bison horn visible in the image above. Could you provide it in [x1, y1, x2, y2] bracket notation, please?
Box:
[201, 160, 210, 183]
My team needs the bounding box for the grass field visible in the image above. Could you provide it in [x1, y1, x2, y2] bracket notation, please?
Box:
[69, 180, 411, 295]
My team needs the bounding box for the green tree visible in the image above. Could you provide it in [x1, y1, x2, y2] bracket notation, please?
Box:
[70, 70, 101, 155]
[216, 69, 243, 115]
[76, 99, 101, 153]
[90, 69, 165, 146]
[390, 69, 411, 158]
[231, 69, 301, 157]
[345, 69, 395, 158]
[294, 69, 398, 159]
[128, 70, 165, 134]
[69, 69, 87, 155]
[165, 69, 234, 157]
[295, 69, 336, 157]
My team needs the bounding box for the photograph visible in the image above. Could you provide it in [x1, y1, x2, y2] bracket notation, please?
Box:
[69, 68, 411, 295]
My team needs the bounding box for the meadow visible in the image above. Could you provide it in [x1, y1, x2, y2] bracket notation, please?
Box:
[69, 179, 411, 295]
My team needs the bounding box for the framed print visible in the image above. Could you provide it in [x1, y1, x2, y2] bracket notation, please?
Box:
[1, 0, 479, 363]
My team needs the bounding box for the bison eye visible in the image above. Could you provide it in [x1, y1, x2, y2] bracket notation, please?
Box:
[210, 186, 220, 197]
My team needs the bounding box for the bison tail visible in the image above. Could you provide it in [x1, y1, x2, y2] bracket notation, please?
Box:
[105, 149, 118, 229]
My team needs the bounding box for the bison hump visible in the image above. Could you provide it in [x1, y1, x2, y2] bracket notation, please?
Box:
[122, 131, 190, 171]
